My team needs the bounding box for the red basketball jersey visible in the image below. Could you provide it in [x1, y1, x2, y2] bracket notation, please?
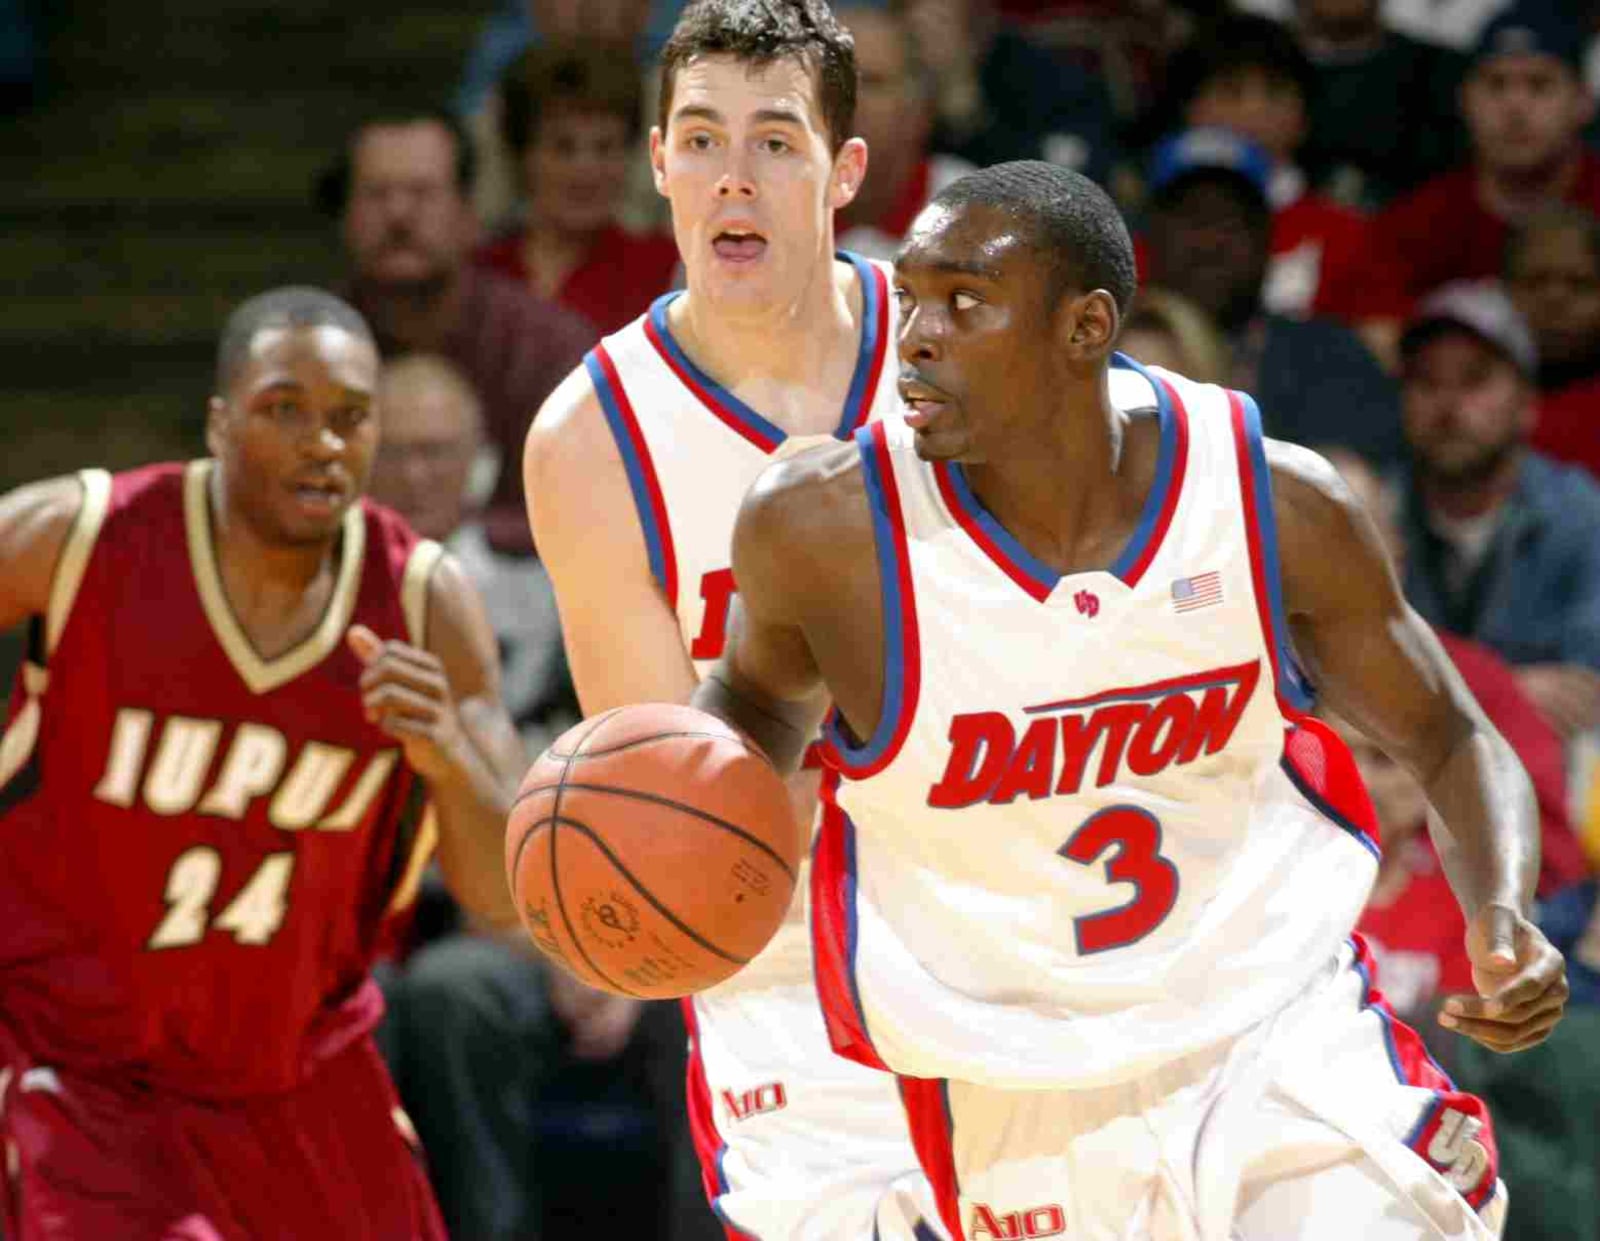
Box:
[0, 462, 442, 1099]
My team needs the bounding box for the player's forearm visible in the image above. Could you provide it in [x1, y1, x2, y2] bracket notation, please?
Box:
[429, 747, 520, 930]
[1423, 718, 1540, 921]
[692, 671, 824, 776]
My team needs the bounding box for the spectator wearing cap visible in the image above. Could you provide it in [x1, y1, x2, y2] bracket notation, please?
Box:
[1141, 126, 1403, 464]
[1367, 2, 1600, 317]
[475, 42, 680, 337]
[1154, 14, 1389, 333]
[1506, 205, 1600, 481]
[1396, 279, 1600, 737]
[323, 109, 595, 555]
[834, 5, 975, 262]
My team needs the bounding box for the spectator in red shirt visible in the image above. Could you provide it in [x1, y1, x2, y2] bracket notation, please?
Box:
[1158, 15, 1383, 334]
[1367, 3, 1600, 318]
[322, 109, 594, 554]
[475, 41, 679, 338]
[834, 5, 973, 261]
[1506, 205, 1600, 481]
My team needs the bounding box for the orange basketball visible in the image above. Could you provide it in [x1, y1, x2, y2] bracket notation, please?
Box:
[504, 703, 801, 999]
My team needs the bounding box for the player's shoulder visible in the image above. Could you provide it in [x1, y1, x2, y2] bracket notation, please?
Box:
[739, 434, 874, 553]
[525, 355, 617, 480]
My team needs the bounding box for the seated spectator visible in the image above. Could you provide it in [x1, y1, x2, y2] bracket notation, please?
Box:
[1325, 446, 1590, 894]
[1395, 280, 1600, 738]
[1157, 14, 1386, 331]
[1142, 126, 1404, 463]
[320, 108, 594, 554]
[1368, 3, 1600, 316]
[896, 0, 1120, 183]
[1230, 0, 1465, 208]
[835, 5, 974, 261]
[475, 42, 679, 336]
[368, 355, 577, 753]
[1118, 286, 1230, 383]
[1506, 205, 1600, 480]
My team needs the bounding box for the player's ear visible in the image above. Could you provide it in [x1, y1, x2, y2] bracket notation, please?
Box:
[649, 127, 668, 196]
[204, 395, 229, 458]
[829, 137, 868, 211]
[1059, 290, 1119, 364]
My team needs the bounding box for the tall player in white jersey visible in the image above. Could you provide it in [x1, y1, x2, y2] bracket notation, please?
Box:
[690, 161, 1570, 1240]
[526, 2, 940, 1238]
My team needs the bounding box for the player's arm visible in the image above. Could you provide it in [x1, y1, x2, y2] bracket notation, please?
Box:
[691, 449, 858, 774]
[1270, 441, 1567, 1052]
[0, 475, 86, 631]
[348, 554, 525, 931]
[524, 367, 700, 714]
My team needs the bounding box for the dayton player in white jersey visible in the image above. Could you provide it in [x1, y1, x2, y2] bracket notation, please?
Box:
[693, 161, 1568, 1240]
[526, 3, 940, 1238]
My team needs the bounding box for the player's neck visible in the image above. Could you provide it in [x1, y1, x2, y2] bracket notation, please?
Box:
[1478, 147, 1582, 219]
[670, 257, 862, 436]
[963, 378, 1148, 576]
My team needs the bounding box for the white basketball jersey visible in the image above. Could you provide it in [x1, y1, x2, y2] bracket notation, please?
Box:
[812, 355, 1382, 1090]
[586, 251, 900, 993]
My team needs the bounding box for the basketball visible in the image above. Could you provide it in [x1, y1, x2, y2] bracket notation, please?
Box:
[504, 703, 802, 999]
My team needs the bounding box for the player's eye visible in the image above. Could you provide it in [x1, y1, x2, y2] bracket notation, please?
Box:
[952, 291, 981, 312]
[894, 288, 915, 313]
[761, 137, 790, 155]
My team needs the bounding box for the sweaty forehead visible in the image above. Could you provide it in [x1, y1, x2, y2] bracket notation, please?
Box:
[241, 326, 378, 394]
[671, 53, 825, 131]
[896, 202, 1032, 276]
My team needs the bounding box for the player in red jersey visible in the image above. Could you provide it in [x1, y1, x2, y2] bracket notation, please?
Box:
[0, 286, 525, 1239]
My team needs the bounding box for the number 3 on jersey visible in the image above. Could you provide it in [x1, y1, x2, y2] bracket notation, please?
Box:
[148, 847, 295, 949]
[1058, 806, 1179, 955]
[689, 568, 737, 661]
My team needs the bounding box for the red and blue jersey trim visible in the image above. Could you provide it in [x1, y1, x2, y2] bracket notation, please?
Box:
[642, 250, 890, 453]
[823, 421, 920, 776]
[586, 345, 679, 609]
[1349, 936, 1499, 1213]
[897, 1077, 965, 1241]
[680, 998, 750, 1240]
[1280, 715, 1382, 860]
[931, 352, 1188, 602]
[810, 767, 889, 1071]
[1227, 388, 1315, 717]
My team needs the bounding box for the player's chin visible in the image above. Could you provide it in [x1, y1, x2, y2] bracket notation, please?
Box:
[910, 424, 975, 463]
[274, 498, 352, 544]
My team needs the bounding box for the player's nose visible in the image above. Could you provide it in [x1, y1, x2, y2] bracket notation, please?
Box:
[714, 151, 757, 199]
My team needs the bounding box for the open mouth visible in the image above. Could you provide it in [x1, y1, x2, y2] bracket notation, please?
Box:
[898, 379, 949, 429]
[712, 228, 767, 262]
[289, 480, 344, 513]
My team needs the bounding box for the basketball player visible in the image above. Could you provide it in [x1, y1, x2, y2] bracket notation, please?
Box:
[525, 2, 942, 1237]
[692, 163, 1570, 1240]
[0, 287, 526, 1238]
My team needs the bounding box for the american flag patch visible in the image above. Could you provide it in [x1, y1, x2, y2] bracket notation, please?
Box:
[1171, 571, 1223, 613]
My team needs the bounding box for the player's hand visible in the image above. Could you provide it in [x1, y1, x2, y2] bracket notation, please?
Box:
[1439, 903, 1568, 1052]
[545, 966, 644, 1061]
[347, 624, 469, 784]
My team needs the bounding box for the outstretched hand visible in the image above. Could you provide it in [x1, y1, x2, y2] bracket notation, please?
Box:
[1439, 903, 1568, 1053]
[347, 624, 468, 784]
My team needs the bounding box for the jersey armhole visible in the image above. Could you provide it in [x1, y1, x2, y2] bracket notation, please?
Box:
[45, 468, 112, 658]
[401, 540, 445, 647]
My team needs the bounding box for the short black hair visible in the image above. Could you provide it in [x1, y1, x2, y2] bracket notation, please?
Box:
[1162, 15, 1316, 129]
[215, 286, 375, 391]
[658, 0, 856, 153]
[501, 41, 646, 156]
[929, 161, 1138, 315]
[314, 108, 476, 217]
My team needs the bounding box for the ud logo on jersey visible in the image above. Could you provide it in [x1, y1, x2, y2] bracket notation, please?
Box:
[721, 1081, 788, 1122]
[93, 707, 398, 831]
[928, 659, 1260, 808]
[969, 1202, 1066, 1239]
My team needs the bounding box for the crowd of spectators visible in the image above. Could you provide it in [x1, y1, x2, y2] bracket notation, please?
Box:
[55, 0, 1594, 1236]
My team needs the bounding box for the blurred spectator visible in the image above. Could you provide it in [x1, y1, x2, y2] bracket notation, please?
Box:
[835, 5, 974, 261]
[368, 355, 577, 753]
[1158, 15, 1383, 330]
[1142, 127, 1404, 464]
[895, 0, 1120, 183]
[1118, 286, 1230, 383]
[0, 0, 36, 112]
[1325, 446, 1591, 893]
[1395, 280, 1600, 737]
[475, 43, 679, 336]
[1236, 0, 1511, 54]
[321, 109, 594, 555]
[1506, 205, 1600, 480]
[1367, 3, 1600, 317]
